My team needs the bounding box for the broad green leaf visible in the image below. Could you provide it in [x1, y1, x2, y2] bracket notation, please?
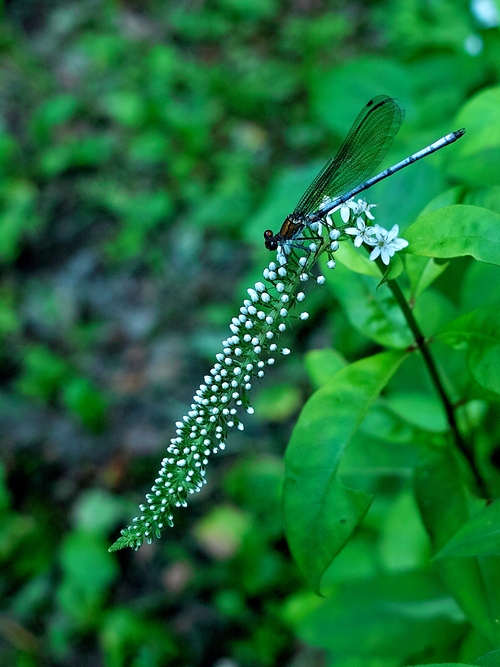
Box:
[413, 288, 457, 338]
[384, 392, 447, 433]
[326, 261, 413, 349]
[406, 255, 450, 300]
[332, 241, 380, 277]
[437, 305, 500, 395]
[360, 403, 430, 446]
[383, 253, 404, 281]
[418, 185, 465, 217]
[405, 205, 500, 265]
[448, 86, 500, 188]
[304, 348, 346, 390]
[295, 567, 464, 660]
[437, 499, 500, 557]
[474, 649, 500, 666]
[283, 350, 407, 593]
[414, 446, 500, 644]
[379, 491, 431, 571]
[464, 185, 500, 215]
[340, 424, 421, 475]
[462, 261, 500, 312]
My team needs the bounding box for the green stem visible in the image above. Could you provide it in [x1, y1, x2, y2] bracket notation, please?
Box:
[379, 261, 486, 496]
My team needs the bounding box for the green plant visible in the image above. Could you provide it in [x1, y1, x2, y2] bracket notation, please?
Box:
[110, 85, 500, 665]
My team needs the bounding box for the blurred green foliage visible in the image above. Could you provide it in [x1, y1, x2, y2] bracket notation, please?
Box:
[1, 0, 500, 665]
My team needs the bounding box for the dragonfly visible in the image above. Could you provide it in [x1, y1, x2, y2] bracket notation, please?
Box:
[263, 95, 465, 251]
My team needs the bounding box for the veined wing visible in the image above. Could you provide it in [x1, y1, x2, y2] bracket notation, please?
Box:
[293, 95, 404, 216]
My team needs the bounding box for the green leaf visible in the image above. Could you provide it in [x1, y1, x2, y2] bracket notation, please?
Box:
[464, 184, 500, 215]
[326, 261, 413, 349]
[406, 255, 450, 300]
[437, 499, 500, 557]
[414, 446, 500, 644]
[474, 649, 500, 667]
[384, 391, 448, 433]
[383, 253, 404, 281]
[405, 205, 500, 265]
[448, 86, 500, 188]
[283, 350, 408, 593]
[379, 491, 431, 571]
[437, 305, 500, 394]
[295, 568, 465, 660]
[462, 260, 500, 311]
[304, 348, 346, 390]
[418, 186, 465, 217]
[333, 241, 380, 277]
[413, 288, 457, 338]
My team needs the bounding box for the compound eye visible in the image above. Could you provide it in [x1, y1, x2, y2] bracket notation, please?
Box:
[264, 230, 278, 251]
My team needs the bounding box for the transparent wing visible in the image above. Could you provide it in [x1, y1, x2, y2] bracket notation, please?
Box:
[294, 95, 404, 216]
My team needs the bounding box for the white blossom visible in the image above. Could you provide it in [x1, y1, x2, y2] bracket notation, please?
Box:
[345, 216, 377, 247]
[368, 224, 409, 265]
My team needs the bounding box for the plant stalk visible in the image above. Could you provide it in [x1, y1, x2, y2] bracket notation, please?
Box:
[380, 263, 486, 496]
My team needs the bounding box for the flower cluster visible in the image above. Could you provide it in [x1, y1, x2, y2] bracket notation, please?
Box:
[109, 227, 337, 551]
[340, 199, 408, 265]
[109, 198, 407, 551]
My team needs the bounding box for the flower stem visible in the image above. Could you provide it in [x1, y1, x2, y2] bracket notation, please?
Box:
[379, 262, 486, 496]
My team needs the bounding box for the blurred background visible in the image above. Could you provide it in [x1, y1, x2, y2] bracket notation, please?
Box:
[1, 0, 499, 665]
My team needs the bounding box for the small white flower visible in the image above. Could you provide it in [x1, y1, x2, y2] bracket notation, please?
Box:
[368, 224, 409, 265]
[363, 202, 377, 220]
[340, 199, 359, 223]
[345, 217, 376, 247]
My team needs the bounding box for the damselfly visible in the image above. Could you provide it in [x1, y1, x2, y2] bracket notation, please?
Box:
[264, 95, 465, 251]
